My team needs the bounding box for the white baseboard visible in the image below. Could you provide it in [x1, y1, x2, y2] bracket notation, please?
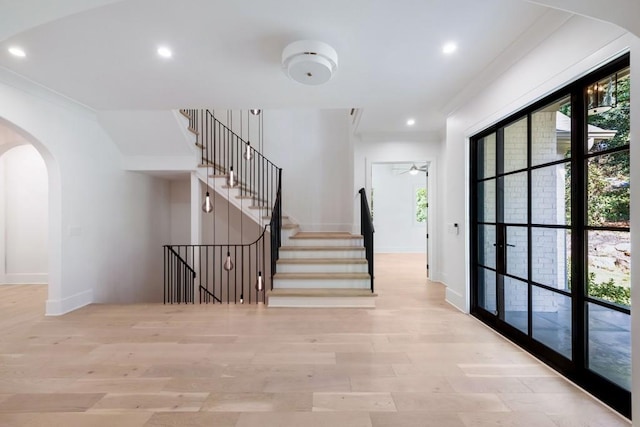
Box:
[1, 273, 48, 284]
[46, 288, 93, 316]
[445, 286, 468, 314]
[375, 248, 426, 253]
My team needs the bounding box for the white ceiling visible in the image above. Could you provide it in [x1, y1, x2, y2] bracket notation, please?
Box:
[0, 0, 575, 135]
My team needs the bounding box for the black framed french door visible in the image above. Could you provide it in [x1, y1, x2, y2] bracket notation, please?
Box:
[471, 54, 631, 418]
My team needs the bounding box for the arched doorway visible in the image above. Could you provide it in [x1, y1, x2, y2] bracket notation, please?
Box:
[0, 118, 61, 315]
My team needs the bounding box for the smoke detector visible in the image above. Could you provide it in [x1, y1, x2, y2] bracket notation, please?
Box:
[282, 40, 338, 85]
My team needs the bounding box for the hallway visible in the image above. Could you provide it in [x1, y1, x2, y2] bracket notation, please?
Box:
[0, 254, 629, 426]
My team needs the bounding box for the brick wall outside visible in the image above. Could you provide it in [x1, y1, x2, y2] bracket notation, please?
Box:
[478, 113, 569, 313]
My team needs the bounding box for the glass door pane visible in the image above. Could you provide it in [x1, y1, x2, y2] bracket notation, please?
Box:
[502, 172, 528, 224]
[532, 287, 572, 359]
[478, 267, 497, 314]
[504, 277, 528, 334]
[587, 302, 631, 390]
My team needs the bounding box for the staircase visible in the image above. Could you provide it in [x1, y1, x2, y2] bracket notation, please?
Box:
[270, 228, 376, 308]
[176, 109, 376, 308]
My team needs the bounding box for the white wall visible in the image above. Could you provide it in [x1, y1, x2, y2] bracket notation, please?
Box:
[200, 182, 263, 245]
[170, 178, 191, 244]
[371, 163, 427, 253]
[353, 134, 442, 280]
[0, 145, 48, 284]
[0, 69, 172, 313]
[262, 109, 353, 232]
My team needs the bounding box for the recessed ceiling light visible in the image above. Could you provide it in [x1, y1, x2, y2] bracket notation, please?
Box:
[157, 46, 172, 58]
[8, 46, 26, 57]
[442, 42, 457, 55]
[407, 118, 415, 126]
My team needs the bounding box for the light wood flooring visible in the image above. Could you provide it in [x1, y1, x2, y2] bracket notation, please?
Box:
[0, 254, 630, 426]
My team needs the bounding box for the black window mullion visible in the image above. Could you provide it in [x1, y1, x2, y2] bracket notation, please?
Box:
[496, 128, 505, 320]
[470, 133, 481, 312]
[571, 84, 587, 371]
[527, 113, 533, 338]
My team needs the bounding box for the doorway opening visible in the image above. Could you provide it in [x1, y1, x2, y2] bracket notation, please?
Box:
[371, 161, 430, 276]
[0, 117, 61, 315]
[0, 125, 48, 286]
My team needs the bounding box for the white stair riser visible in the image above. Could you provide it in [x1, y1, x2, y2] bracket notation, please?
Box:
[277, 263, 368, 274]
[268, 296, 375, 308]
[281, 227, 300, 240]
[279, 249, 366, 259]
[274, 278, 370, 289]
[286, 238, 363, 247]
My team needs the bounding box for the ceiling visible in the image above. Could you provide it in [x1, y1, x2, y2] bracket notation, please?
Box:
[0, 0, 577, 136]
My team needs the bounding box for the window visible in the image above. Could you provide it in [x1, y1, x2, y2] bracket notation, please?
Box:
[415, 187, 427, 223]
[470, 55, 630, 417]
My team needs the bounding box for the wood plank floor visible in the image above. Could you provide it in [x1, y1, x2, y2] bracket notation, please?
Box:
[0, 254, 629, 426]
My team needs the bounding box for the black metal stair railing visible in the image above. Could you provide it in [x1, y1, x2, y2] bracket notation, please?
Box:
[181, 109, 281, 213]
[269, 170, 282, 288]
[163, 109, 284, 304]
[163, 225, 270, 304]
[164, 246, 196, 304]
[359, 188, 375, 293]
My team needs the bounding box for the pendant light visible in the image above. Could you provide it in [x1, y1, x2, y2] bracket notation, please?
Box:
[202, 112, 213, 213]
[202, 191, 213, 213]
[227, 166, 237, 188]
[224, 251, 234, 271]
[243, 110, 254, 160]
[240, 293, 244, 304]
[255, 110, 266, 296]
[587, 73, 617, 116]
[243, 142, 253, 161]
[250, 109, 261, 115]
[256, 271, 264, 292]
[226, 110, 238, 188]
[224, 169, 234, 272]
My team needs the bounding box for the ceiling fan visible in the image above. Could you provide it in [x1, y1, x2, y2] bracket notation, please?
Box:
[399, 163, 428, 175]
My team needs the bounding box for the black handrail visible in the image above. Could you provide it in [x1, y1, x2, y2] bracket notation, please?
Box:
[359, 188, 375, 293]
[163, 225, 270, 304]
[269, 169, 283, 288]
[199, 286, 222, 303]
[164, 246, 196, 304]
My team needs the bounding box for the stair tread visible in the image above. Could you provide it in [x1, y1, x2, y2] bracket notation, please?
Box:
[268, 288, 376, 297]
[223, 184, 254, 193]
[278, 258, 367, 264]
[236, 195, 267, 203]
[280, 246, 365, 251]
[198, 162, 225, 172]
[282, 224, 299, 229]
[274, 272, 370, 279]
[291, 232, 362, 239]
